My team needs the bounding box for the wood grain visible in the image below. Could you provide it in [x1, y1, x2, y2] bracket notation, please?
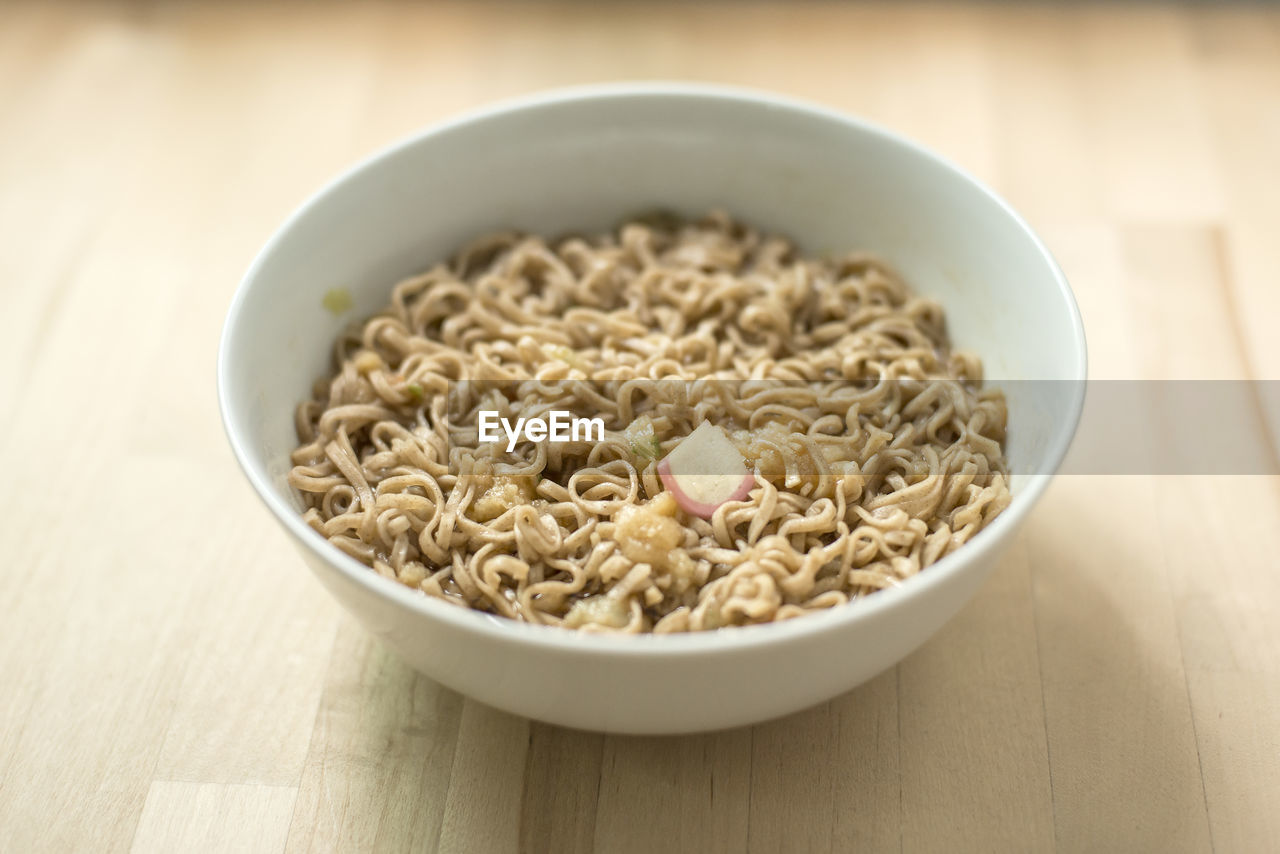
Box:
[2, 2, 1277, 851]
[132, 783, 297, 854]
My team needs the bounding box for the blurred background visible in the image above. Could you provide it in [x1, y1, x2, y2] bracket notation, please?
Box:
[2, 2, 1277, 852]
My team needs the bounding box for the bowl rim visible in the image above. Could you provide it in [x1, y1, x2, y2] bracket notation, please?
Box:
[217, 81, 1088, 656]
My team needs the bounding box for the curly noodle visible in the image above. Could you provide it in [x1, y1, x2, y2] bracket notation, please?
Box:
[289, 212, 1010, 633]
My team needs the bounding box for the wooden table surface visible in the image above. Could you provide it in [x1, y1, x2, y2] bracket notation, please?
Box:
[3, 2, 1278, 851]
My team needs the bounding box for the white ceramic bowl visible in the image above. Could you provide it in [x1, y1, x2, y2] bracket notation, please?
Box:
[218, 83, 1086, 734]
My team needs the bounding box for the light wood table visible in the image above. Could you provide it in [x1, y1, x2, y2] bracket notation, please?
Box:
[3, 2, 1277, 851]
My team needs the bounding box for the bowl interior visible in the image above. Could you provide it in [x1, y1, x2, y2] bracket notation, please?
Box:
[222, 83, 1085, 578]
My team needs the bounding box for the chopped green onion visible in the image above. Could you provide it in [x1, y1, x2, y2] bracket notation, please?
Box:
[322, 288, 353, 315]
[624, 416, 663, 463]
[546, 345, 588, 372]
